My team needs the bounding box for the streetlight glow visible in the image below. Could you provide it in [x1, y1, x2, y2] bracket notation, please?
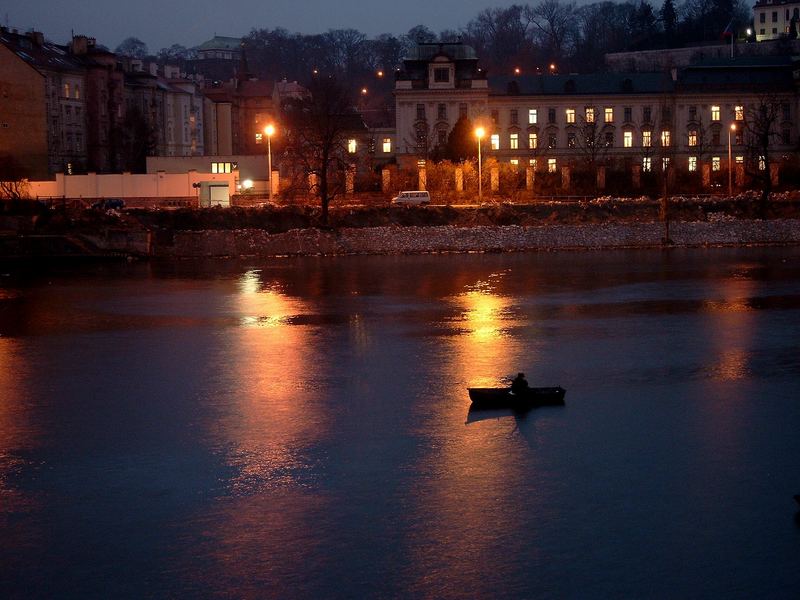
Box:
[727, 123, 736, 198]
[265, 124, 275, 203]
[475, 127, 485, 203]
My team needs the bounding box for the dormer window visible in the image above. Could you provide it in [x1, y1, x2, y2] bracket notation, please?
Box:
[434, 67, 450, 83]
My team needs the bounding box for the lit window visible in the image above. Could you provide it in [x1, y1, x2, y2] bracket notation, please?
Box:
[75, 85, 80, 99]
[735, 105, 744, 121]
[661, 130, 671, 147]
[735, 156, 744, 164]
[642, 157, 652, 172]
[528, 132, 538, 149]
[382, 138, 391, 153]
[529, 158, 537, 169]
[688, 156, 697, 172]
[348, 139, 357, 153]
[623, 131, 632, 148]
[548, 134, 557, 149]
[528, 109, 537, 124]
[711, 105, 720, 121]
[585, 107, 594, 123]
[758, 155, 766, 171]
[712, 156, 721, 171]
[64, 83, 70, 97]
[547, 158, 557, 173]
[662, 157, 670, 170]
[490, 134, 499, 150]
[510, 133, 519, 149]
[255, 132, 263, 144]
[642, 130, 651, 147]
[604, 107, 613, 123]
[567, 132, 576, 148]
[566, 108, 575, 124]
[688, 130, 697, 147]
[510, 159, 519, 166]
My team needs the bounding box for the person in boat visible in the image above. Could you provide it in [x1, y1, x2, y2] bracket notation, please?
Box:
[511, 372, 529, 395]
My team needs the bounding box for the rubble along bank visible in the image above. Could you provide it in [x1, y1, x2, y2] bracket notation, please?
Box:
[152, 219, 800, 258]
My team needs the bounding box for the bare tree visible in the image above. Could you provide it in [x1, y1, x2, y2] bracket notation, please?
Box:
[526, 0, 577, 62]
[281, 75, 361, 224]
[743, 95, 783, 215]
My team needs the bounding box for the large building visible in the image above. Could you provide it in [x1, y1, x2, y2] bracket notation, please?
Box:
[394, 42, 800, 178]
[753, 0, 800, 41]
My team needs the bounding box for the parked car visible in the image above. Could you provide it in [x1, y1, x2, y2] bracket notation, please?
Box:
[391, 190, 431, 205]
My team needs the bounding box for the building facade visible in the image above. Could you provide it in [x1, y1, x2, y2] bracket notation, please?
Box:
[753, 0, 800, 41]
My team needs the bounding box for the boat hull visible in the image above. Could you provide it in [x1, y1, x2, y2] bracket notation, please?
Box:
[468, 386, 566, 410]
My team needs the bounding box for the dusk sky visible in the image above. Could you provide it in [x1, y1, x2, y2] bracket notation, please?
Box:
[7, 0, 525, 53]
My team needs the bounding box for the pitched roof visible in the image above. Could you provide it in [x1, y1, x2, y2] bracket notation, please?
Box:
[196, 36, 241, 51]
[489, 73, 675, 96]
[0, 29, 85, 74]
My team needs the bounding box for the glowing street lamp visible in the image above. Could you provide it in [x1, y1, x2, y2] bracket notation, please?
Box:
[475, 126, 485, 203]
[549, 63, 556, 74]
[728, 123, 736, 197]
[514, 67, 521, 75]
[264, 124, 275, 203]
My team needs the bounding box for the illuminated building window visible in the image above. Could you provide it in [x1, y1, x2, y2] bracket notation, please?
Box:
[735, 155, 743, 164]
[547, 158, 557, 173]
[567, 132, 576, 148]
[566, 108, 575, 124]
[711, 105, 720, 121]
[382, 138, 391, 153]
[735, 105, 744, 121]
[510, 158, 519, 166]
[585, 107, 595, 123]
[688, 156, 697, 171]
[510, 133, 519, 149]
[642, 130, 651, 147]
[712, 156, 721, 171]
[758, 155, 766, 171]
[528, 132, 538, 149]
[490, 134, 499, 150]
[688, 130, 697, 147]
[662, 157, 670, 171]
[528, 108, 538, 124]
[548, 134, 557, 149]
[63, 83, 70, 97]
[529, 158, 537, 169]
[642, 157, 651, 172]
[348, 139, 357, 153]
[623, 131, 632, 147]
[604, 107, 613, 123]
[255, 132, 263, 144]
[661, 130, 671, 147]
[211, 162, 232, 174]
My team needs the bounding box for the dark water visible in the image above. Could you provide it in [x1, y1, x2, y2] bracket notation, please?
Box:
[1, 248, 800, 599]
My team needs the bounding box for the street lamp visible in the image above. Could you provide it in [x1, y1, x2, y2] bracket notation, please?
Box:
[728, 123, 736, 197]
[264, 124, 275, 203]
[475, 127, 485, 203]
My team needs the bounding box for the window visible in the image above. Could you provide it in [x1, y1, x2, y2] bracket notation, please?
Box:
[662, 157, 670, 171]
[735, 105, 744, 121]
[528, 132, 538, 149]
[348, 139, 357, 153]
[75, 85, 80, 100]
[548, 108, 556, 124]
[712, 131, 720, 146]
[491, 110, 499, 124]
[566, 108, 575, 124]
[548, 134, 557, 149]
[510, 133, 519, 149]
[211, 162, 232, 174]
[547, 158, 557, 173]
[585, 107, 595, 123]
[688, 130, 697, 147]
[688, 156, 697, 172]
[782, 129, 791, 145]
[643, 106, 651, 122]
[662, 106, 672, 121]
[567, 132, 576, 148]
[437, 130, 447, 146]
[772, 11, 778, 22]
[382, 138, 391, 153]
[688, 106, 697, 121]
[642, 130, 652, 147]
[510, 159, 519, 167]
[711, 105, 720, 121]
[490, 134, 499, 150]
[623, 131, 632, 147]
[416, 104, 425, 120]
[510, 109, 518, 125]
[528, 109, 538, 124]
[759, 155, 766, 171]
[624, 107, 632, 122]
[642, 157, 652, 172]
[782, 103, 790, 120]
[529, 158, 537, 169]
[760, 12, 765, 23]
[437, 104, 447, 120]
[735, 156, 744, 164]
[712, 156, 721, 171]
[735, 131, 743, 145]
[255, 132, 263, 144]
[604, 107, 613, 123]
[661, 130, 671, 147]
[604, 131, 614, 147]
[434, 67, 449, 83]
[459, 103, 468, 118]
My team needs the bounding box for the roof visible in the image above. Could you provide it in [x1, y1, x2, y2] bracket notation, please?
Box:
[405, 42, 477, 62]
[677, 57, 797, 92]
[0, 29, 86, 74]
[196, 36, 241, 51]
[489, 73, 675, 96]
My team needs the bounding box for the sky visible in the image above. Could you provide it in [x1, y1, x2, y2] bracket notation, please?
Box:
[6, 0, 522, 53]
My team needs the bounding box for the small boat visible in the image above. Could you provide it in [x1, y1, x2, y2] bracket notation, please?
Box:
[468, 386, 566, 411]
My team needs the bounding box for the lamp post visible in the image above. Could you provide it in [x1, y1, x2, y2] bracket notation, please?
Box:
[728, 123, 736, 197]
[264, 124, 275, 202]
[475, 126, 485, 203]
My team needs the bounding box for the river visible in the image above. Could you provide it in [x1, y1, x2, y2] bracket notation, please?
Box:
[1, 247, 799, 598]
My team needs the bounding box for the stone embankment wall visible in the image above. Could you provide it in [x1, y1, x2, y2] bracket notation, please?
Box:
[153, 220, 800, 258]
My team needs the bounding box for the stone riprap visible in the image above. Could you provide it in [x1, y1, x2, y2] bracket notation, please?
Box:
[154, 220, 800, 258]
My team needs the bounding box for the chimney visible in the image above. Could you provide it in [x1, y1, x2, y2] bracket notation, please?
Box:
[28, 31, 44, 46]
[71, 35, 89, 55]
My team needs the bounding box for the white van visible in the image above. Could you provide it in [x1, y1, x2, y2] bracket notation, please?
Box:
[391, 190, 431, 205]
